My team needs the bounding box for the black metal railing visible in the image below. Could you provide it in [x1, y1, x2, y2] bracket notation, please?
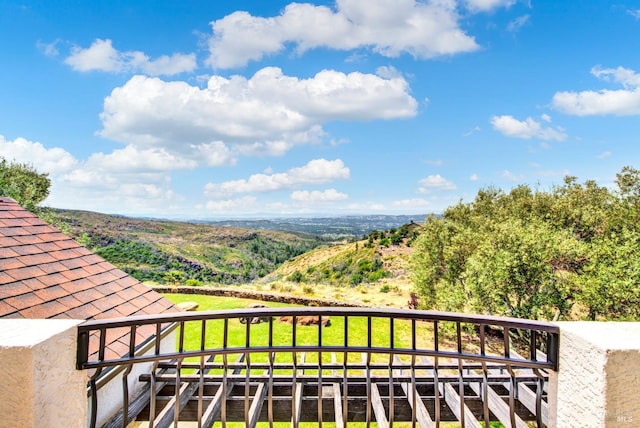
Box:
[77, 307, 559, 428]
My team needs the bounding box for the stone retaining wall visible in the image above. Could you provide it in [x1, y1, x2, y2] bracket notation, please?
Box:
[151, 285, 366, 307]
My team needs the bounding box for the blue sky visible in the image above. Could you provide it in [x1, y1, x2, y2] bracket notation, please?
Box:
[1, 0, 639, 219]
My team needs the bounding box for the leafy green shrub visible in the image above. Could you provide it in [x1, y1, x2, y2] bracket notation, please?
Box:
[367, 269, 387, 282]
[185, 279, 203, 287]
[287, 270, 305, 283]
[163, 270, 185, 285]
[350, 273, 363, 285]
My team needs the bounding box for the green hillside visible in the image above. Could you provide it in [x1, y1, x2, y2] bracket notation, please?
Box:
[252, 223, 422, 307]
[56, 209, 325, 285]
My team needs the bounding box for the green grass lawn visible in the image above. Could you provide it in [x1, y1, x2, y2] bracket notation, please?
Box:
[162, 293, 443, 367]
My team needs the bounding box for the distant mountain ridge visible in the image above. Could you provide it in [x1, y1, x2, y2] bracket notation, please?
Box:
[199, 214, 429, 238]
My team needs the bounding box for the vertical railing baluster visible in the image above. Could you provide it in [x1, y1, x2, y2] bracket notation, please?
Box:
[480, 324, 489, 428]
[534, 368, 545, 428]
[507, 365, 517, 428]
[366, 316, 372, 428]
[389, 317, 395, 427]
[198, 319, 206, 428]
[121, 364, 132, 428]
[155, 323, 161, 355]
[121, 324, 136, 428]
[222, 318, 228, 428]
[411, 319, 417, 428]
[318, 315, 323, 427]
[433, 320, 440, 428]
[174, 357, 182, 427]
[198, 354, 204, 428]
[148, 361, 159, 428]
[88, 328, 107, 428]
[268, 316, 274, 428]
[172, 322, 186, 426]
[343, 315, 349, 425]
[456, 322, 465, 428]
[292, 315, 298, 428]
[244, 318, 250, 426]
[530, 330, 538, 361]
[503, 326, 510, 358]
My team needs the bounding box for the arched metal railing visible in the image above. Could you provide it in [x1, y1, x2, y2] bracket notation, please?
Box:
[77, 307, 559, 428]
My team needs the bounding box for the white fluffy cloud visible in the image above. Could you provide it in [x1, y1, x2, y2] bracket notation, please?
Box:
[84, 146, 197, 172]
[417, 174, 456, 193]
[65, 39, 196, 76]
[205, 158, 350, 197]
[99, 68, 416, 153]
[0, 135, 77, 173]
[552, 66, 640, 116]
[0, 135, 184, 214]
[491, 115, 567, 141]
[206, 0, 479, 68]
[290, 188, 348, 202]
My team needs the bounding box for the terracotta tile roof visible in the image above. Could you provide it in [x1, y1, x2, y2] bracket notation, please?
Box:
[0, 197, 181, 357]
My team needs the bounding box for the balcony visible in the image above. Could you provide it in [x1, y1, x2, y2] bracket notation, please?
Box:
[76, 307, 559, 428]
[5, 310, 640, 427]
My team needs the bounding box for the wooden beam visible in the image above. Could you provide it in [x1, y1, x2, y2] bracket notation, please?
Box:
[517, 382, 548, 424]
[507, 350, 549, 425]
[291, 352, 306, 428]
[469, 381, 528, 428]
[247, 371, 269, 428]
[152, 379, 192, 428]
[361, 353, 389, 428]
[201, 354, 246, 427]
[440, 382, 482, 428]
[102, 379, 168, 428]
[331, 353, 345, 428]
[393, 355, 435, 428]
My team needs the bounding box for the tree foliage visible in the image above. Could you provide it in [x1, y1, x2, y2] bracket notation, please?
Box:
[410, 167, 640, 321]
[0, 157, 51, 211]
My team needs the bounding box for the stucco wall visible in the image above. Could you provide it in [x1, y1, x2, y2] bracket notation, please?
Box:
[0, 319, 87, 428]
[549, 322, 640, 427]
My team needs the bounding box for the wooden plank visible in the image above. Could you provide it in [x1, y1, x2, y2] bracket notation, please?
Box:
[393, 355, 435, 428]
[201, 354, 246, 427]
[331, 353, 345, 428]
[440, 382, 482, 428]
[517, 382, 548, 425]
[469, 382, 528, 428]
[102, 379, 168, 428]
[361, 353, 389, 428]
[291, 352, 306, 428]
[153, 371, 195, 428]
[507, 349, 549, 425]
[248, 371, 269, 428]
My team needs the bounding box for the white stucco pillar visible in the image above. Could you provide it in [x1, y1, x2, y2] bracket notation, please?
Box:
[548, 322, 640, 427]
[0, 319, 87, 428]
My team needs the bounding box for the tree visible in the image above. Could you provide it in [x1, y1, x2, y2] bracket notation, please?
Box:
[0, 158, 51, 211]
[409, 168, 640, 321]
